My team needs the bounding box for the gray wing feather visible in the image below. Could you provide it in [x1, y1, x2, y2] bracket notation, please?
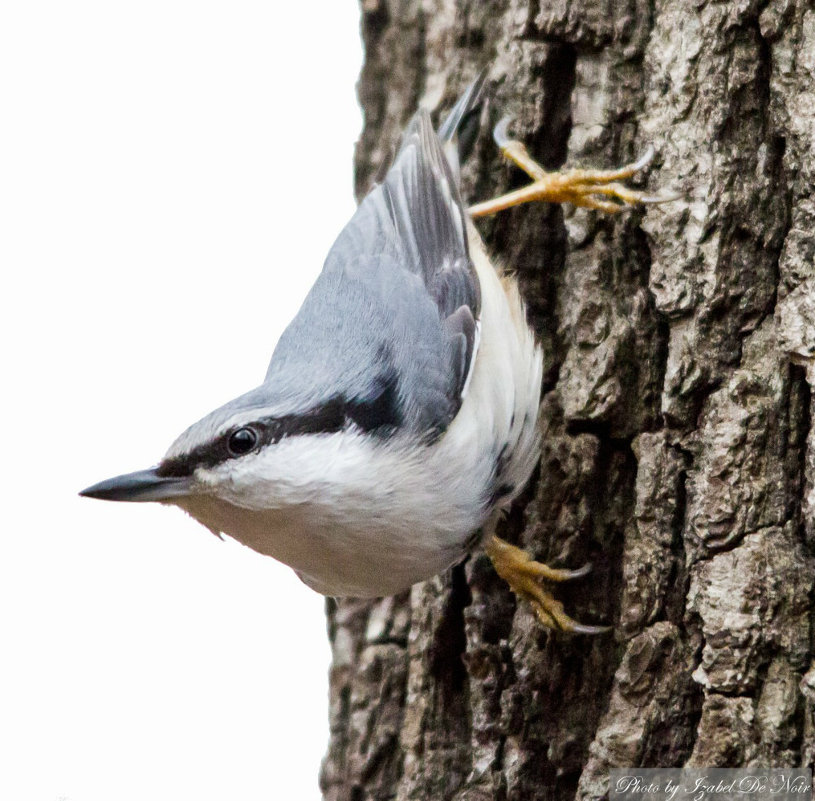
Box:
[264, 109, 481, 438]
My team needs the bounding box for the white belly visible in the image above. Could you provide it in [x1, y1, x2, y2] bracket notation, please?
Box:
[176, 478, 483, 597]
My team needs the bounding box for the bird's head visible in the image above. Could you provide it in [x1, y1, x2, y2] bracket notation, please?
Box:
[79, 384, 349, 512]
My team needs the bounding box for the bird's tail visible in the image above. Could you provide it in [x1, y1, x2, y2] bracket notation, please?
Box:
[437, 69, 488, 178]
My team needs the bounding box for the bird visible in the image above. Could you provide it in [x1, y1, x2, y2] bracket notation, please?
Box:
[80, 73, 664, 633]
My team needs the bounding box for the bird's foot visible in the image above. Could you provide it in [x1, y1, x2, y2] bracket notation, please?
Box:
[469, 117, 677, 217]
[484, 535, 610, 634]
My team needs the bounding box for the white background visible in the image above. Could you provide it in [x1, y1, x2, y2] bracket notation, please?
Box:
[1, 3, 362, 800]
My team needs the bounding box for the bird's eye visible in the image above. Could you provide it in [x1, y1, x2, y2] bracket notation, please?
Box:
[227, 426, 258, 456]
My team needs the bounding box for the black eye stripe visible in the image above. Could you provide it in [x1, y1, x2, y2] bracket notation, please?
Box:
[157, 399, 347, 477]
[157, 383, 404, 479]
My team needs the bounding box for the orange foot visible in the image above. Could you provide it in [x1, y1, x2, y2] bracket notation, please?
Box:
[484, 535, 610, 634]
[469, 117, 677, 217]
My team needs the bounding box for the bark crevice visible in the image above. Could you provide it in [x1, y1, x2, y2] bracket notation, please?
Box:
[321, 3, 815, 799]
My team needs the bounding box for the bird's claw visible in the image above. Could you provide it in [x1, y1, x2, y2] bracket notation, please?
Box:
[492, 115, 514, 149]
[470, 121, 678, 217]
[484, 536, 609, 635]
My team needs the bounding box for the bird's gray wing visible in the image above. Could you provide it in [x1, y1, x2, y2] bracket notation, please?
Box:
[263, 109, 481, 439]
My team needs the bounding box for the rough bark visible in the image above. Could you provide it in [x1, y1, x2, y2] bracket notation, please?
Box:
[321, 2, 815, 800]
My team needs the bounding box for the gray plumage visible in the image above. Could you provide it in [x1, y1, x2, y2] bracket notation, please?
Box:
[263, 109, 480, 439]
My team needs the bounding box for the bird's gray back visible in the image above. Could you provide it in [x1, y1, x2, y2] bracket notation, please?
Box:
[263, 110, 480, 439]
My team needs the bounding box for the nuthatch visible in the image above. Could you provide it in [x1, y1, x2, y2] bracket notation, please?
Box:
[81, 74, 665, 632]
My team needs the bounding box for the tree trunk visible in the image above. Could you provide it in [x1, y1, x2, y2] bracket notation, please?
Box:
[321, 2, 815, 800]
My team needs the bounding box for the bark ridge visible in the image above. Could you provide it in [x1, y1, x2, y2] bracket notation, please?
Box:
[322, 2, 815, 799]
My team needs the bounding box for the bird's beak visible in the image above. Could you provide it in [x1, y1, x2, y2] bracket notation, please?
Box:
[79, 468, 191, 503]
